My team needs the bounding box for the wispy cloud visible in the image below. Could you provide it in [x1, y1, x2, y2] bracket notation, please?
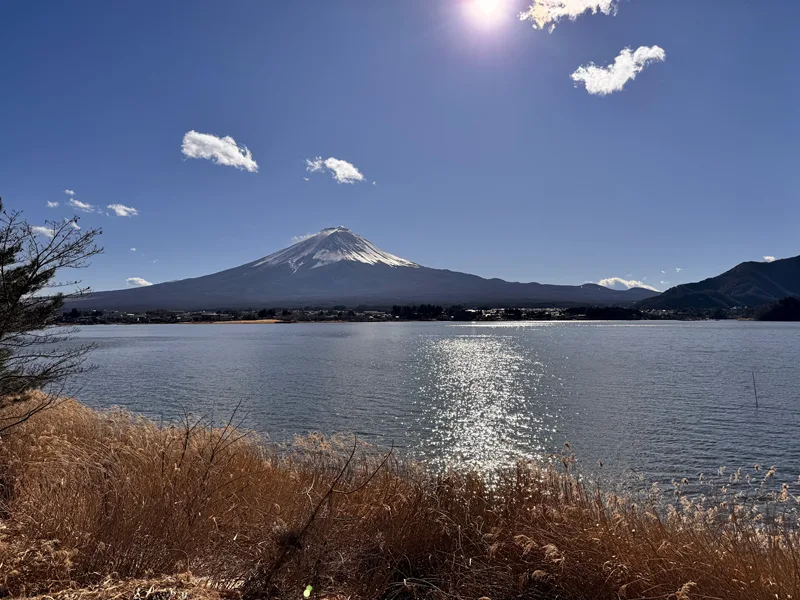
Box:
[291, 233, 316, 244]
[181, 130, 258, 172]
[660, 280, 670, 285]
[65, 218, 80, 230]
[598, 277, 660, 292]
[68, 198, 96, 213]
[64, 189, 75, 196]
[31, 225, 55, 238]
[130, 248, 137, 252]
[675, 267, 683, 273]
[107, 204, 139, 217]
[306, 157, 366, 184]
[127, 277, 153, 287]
[520, 0, 617, 31]
[571, 45, 666, 96]
[764, 256, 776, 263]
[46, 201, 59, 208]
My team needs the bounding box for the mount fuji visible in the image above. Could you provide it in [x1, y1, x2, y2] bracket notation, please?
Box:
[69, 227, 659, 310]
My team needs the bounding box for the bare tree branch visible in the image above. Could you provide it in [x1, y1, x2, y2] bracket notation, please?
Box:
[0, 197, 103, 434]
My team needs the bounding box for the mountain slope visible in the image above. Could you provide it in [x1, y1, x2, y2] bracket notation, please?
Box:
[69, 227, 659, 310]
[642, 255, 800, 309]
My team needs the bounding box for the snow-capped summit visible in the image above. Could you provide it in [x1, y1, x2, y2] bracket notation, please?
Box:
[253, 227, 418, 272]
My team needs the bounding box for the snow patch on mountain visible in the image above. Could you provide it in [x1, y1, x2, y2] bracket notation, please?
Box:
[254, 227, 418, 272]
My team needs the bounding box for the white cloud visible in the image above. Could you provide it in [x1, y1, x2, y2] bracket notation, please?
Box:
[68, 198, 96, 213]
[130, 248, 137, 252]
[107, 203, 139, 217]
[303, 177, 310, 181]
[64, 189, 75, 196]
[46, 201, 59, 208]
[660, 280, 670, 285]
[675, 267, 683, 272]
[151, 259, 159, 264]
[181, 130, 258, 172]
[31, 225, 55, 238]
[764, 256, 776, 263]
[571, 45, 666, 96]
[291, 233, 315, 244]
[65, 218, 80, 230]
[598, 277, 660, 292]
[126, 277, 153, 287]
[306, 156, 366, 184]
[520, 0, 617, 30]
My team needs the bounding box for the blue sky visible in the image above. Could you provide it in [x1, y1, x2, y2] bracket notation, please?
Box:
[2, 0, 798, 292]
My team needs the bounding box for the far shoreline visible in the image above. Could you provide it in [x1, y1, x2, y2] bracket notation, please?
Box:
[57, 318, 787, 327]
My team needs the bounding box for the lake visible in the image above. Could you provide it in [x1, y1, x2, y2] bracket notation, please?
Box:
[69, 321, 800, 488]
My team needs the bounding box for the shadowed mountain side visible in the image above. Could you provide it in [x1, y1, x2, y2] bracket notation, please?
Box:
[69, 262, 659, 311]
[642, 255, 800, 309]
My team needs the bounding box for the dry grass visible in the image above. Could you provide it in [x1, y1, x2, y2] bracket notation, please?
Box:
[17, 574, 227, 600]
[1, 395, 799, 600]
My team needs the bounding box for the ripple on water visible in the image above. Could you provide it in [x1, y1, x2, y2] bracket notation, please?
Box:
[68, 321, 800, 487]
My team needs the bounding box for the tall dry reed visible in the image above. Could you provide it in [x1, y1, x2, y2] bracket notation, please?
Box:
[1, 395, 799, 599]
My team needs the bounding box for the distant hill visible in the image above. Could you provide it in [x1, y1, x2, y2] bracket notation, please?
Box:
[642, 255, 800, 309]
[67, 227, 659, 311]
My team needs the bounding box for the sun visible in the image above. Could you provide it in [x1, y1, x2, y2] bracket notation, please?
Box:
[476, 0, 500, 17]
[467, 0, 506, 27]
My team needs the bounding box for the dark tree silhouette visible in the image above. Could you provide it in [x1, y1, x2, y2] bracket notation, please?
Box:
[757, 296, 800, 322]
[0, 198, 102, 434]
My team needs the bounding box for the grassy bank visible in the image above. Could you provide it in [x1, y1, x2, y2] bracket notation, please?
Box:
[1, 396, 798, 599]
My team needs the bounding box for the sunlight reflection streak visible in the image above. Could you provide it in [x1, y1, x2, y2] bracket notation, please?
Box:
[416, 334, 558, 471]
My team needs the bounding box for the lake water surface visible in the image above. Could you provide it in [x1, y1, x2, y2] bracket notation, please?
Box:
[70, 321, 800, 487]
